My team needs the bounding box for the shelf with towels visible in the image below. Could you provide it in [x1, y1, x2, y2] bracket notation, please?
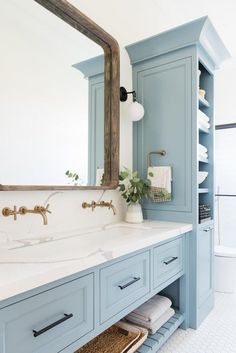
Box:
[198, 188, 209, 194]
[199, 125, 210, 134]
[199, 95, 210, 108]
[136, 311, 184, 353]
[198, 157, 209, 164]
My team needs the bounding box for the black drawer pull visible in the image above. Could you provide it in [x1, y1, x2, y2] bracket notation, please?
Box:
[33, 313, 73, 337]
[118, 277, 141, 290]
[163, 256, 178, 265]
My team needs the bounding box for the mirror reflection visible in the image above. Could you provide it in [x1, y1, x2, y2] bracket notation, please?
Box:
[0, 0, 105, 187]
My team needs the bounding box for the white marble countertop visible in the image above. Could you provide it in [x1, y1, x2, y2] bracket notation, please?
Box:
[0, 220, 192, 302]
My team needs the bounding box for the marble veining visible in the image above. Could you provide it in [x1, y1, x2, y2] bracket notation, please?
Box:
[0, 220, 192, 302]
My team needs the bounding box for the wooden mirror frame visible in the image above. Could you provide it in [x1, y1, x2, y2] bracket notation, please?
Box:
[0, 0, 119, 191]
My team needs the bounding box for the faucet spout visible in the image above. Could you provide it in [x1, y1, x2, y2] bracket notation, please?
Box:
[40, 211, 47, 225]
[34, 204, 51, 225]
[110, 203, 116, 216]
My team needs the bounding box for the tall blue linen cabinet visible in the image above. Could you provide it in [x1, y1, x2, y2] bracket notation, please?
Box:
[126, 16, 229, 328]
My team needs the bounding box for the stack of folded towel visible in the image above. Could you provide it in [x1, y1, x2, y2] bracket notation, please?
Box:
[125, 295, 175, 335]
[198, 143, 208, 161]
[198, 109, 210, 130]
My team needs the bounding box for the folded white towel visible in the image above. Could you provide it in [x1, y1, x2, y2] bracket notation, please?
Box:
[198, 109, 209, 123]
[126, 295, 172, 324]
[148, 166, 172, 202]
[127, 308, 175, 335]
[198, 153, 208, 162]
[198, 120, 210, 130]
[197, 115, 210, 124]
[198, 143, 208, 154]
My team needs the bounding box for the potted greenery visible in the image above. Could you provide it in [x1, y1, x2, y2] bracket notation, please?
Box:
[118, 168, 150, 223]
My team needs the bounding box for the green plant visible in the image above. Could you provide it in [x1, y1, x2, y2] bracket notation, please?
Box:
[118, 168, 150, 204]
[65, 170, 79, 185]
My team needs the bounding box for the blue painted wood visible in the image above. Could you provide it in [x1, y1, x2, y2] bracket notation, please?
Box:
[74, 56, 104, 185]
[73, 55, 104, 78]
[127, 17, 228, 329]
[88, 74, 104, 184]
[0, 232, 189, 353]
[136, 312, 185, 353]
[153, 238, 183, 289]
[133, 51, 193, 214]
[0, 274, 94, 353]
[126, 16, 230, 68]
[198, 225, 214, 305]
[100, 251, 150, 323]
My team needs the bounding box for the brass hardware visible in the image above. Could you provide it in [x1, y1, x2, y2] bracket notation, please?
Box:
[2, 204, 51, 225]
[2, 206, 18, 221]
[148, 150, 167, 168]
[82, 200, 116, 215]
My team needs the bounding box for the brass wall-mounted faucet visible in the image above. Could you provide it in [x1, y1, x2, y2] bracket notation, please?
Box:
[2, 204, 51, 225]
[82, 200, 116, 215]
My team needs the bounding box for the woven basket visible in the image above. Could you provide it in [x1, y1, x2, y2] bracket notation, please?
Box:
[75, 321, 148, 353]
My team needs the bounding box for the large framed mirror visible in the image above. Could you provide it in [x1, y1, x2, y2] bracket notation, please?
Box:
[0, 0, 119, 190]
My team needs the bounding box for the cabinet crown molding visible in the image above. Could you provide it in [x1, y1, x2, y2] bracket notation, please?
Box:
[126, 16, 230, 69]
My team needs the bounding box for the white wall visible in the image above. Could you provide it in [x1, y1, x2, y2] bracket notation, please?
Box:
[1, 0, 235, 242]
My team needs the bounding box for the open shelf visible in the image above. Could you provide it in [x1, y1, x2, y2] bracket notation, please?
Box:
[136, 312, 184, 353]
[198, 157, 209, 164]
[199, 125, 210, 134]
[198, 188, 209, 193]
[199, 95, 210, 108]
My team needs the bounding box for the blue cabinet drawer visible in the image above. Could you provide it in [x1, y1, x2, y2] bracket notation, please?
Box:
[0, 274, 93, 353]
[100, 251, 150, 323]
[153, 238, 184, 289]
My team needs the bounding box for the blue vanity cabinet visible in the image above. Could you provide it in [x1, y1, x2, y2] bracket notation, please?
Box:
[100, 251, 150, 323]
[0, 232, 190, 353]
[197, 223, 214, 320]
[126, 16, 230, 328]
[73, 55, 104, 185]
[153, 237, 184, 289]
[0, 274, 94, 353]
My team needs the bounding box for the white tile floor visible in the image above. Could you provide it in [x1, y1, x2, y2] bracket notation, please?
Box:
[159, 292, 236, 353]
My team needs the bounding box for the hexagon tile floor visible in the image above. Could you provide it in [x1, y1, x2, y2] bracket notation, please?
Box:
[158, 292, 236, 353]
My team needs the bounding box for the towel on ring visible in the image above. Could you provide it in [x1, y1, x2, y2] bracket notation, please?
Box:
[148, 166, 172, 202]
[125, 295, 172, 324]
[126, 308, 175, 335]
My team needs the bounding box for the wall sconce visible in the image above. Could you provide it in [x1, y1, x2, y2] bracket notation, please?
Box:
[120, 86, 145, 121]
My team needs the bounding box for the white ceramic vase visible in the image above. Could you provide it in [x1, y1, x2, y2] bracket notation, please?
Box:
[125, 202, 143, 223]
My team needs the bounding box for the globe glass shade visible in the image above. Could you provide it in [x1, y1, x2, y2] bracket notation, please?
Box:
[129, 101, 145, 121]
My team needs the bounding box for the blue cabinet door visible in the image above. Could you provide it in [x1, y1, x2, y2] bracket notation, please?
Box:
[88, 74, 104, 185]
[197, 224, 214, 324]
[133, 55, 192, 214]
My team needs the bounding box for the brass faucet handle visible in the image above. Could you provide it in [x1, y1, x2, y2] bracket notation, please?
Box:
[2, 206, 18, 220]
[44, 204, 52, 214]
[91, 201, 96, 211]
[19, 206, 28, 215]
[2, 207, 12, 217]
[34, 204, 51, 214]
[82, 202, 88, 209]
